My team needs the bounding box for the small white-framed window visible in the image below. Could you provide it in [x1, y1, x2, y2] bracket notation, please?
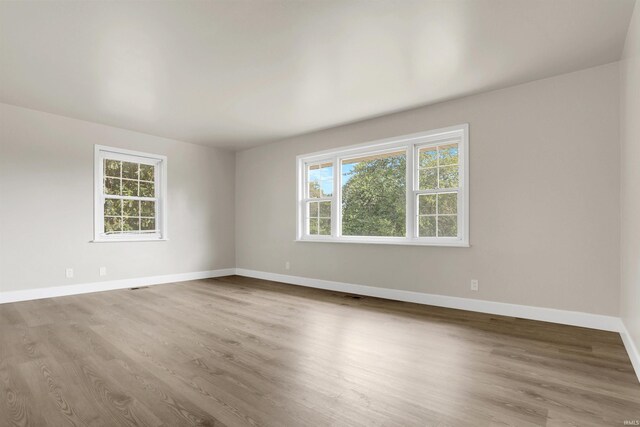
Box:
[296, 124, 469, 247]
[94, 145, 167, 242]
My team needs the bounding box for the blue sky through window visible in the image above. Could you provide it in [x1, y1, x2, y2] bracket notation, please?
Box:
[308, 164, 334, 197]
[341, 163, 356, 186]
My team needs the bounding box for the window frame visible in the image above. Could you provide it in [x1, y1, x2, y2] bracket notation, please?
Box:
[93, 145, 168, 242]
[301, 160, 335, 240]
[296, 124, 469, 247]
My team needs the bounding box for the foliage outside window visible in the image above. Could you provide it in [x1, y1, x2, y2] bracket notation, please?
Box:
[94, 146, 167, 242]
[296, 125, 469, 246]
[342, 150, 406, 237]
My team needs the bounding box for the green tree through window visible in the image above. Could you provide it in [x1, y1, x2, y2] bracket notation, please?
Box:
[341, 152, 406, 237]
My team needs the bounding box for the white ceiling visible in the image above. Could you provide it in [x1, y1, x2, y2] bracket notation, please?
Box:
[0, 0, 635, 150]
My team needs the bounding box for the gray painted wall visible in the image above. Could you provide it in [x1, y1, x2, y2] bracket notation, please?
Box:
[0, 61, 625, 319]
[236, 63, 620, 316]
[0, 103, 236, 292]
[620, 2, 640, 360]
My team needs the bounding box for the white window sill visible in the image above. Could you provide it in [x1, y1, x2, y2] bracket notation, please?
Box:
[295, 238, 469, 247]
[91, 238, 168, 243]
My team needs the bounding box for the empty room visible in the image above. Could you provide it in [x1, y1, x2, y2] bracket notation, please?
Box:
[1, 0, 639, 425]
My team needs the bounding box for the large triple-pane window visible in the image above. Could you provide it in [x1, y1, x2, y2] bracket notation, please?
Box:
[94, 146, 167, 242]
[297, 125, 468, 246]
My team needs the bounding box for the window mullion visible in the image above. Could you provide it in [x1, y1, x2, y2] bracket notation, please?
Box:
[300, 160, 307, 238]
[303, 197, 331, 203]
[154, 159, 161, 237]
[102, 194, 157, 201]
[406, 145, 415, 240]
[458, 139, 465, 241]
[334, 155, 341, 238]
[98, 158, 105, 236]
[415, 188, 459, 195]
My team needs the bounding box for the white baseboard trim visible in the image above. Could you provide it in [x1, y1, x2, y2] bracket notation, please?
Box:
[0, 268, 236, 304]
[3, 267, 621, 333]
[620, 321, 640, 384]
[234, 268, 624, 333]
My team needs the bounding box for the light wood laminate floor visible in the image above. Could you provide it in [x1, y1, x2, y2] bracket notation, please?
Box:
[1, 275, 639, 426]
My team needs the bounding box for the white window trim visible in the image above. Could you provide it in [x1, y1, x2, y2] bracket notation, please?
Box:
[93, 145, 168, 242]
[296, 124, 469, 247]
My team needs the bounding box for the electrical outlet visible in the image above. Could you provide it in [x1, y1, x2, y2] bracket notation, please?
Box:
[65, 268, 74, 279]
[470, 279, 479, 291]
[99, 267, 107, 277]
[285, 261, 290, 270]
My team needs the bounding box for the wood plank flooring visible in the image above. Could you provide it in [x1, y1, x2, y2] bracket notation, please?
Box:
[0, 275, 639, 426]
